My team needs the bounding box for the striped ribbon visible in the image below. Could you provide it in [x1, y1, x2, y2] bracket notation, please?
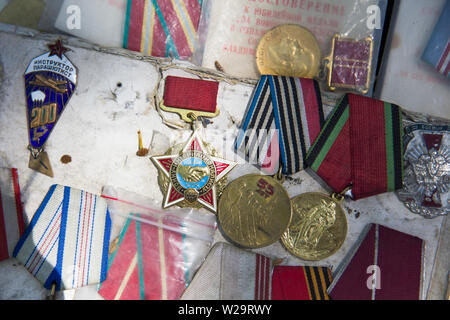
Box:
[98, 214, 186, 300]
[421, 0, 450, 78]
[271, 266, 332, 300]
[181, 242, 272, 300]
[328, 224, 424, 300]
[235, 75, 324, 175]
[253, 253, 271, 300]
[13, 185, 111, 290]
[0, 168, 25, 261]
[306, 93, 403, 200]
[435, 41, 450, 77]
[124, 0, 202, 59]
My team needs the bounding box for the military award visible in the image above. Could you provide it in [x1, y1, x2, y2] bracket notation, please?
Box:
[256, 24, 321, 79]
[234, 75, 325, 176]
[281, 192, 347, 261]
[397, 123, 449, 218]
[24, 40, 77, 177]
[323, 34, 373, 94]
[151, 76, 236, 213]
[306, 93, 404, 200]
[217, 173, 292, 249]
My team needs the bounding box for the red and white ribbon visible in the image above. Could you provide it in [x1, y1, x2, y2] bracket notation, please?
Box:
[0, 168, 25, 261]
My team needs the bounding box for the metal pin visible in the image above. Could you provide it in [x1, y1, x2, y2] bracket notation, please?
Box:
[47, 282, 56, 300]
[136, 130, 149, 157]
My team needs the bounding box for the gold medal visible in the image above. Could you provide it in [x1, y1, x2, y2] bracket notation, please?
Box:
[255, 24, 321, 78]
[281, 192, 347, 261]
[218, 174, 292, 249]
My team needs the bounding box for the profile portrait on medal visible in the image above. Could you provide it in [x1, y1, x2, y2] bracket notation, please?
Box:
[267, 34, 315, 77]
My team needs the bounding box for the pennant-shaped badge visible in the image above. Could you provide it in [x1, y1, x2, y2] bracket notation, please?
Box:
[13, 185, 111, 291]
[235, 75, 324, 175]
[24, 40, 77, 177]
[306, 93, 403, 200]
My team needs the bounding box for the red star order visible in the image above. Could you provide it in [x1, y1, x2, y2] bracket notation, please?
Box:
[151, 131, 236, 213]
[47, 39, 69, 59]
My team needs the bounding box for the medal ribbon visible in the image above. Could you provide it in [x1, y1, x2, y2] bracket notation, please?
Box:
[0, 168, 25, 261]
[328, 224, 423, 300]
[271, 266, 332, 300]
[13, 185, 111, 290]
[124, 0, 202, 59]
[98, 214, 186, 300]
[235, 75, 324, 175]
[306, 93, 403, 200]
[163, 76, 218, 113]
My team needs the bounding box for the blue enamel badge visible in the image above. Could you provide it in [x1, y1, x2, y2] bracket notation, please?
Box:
[25, 40, 77, 177]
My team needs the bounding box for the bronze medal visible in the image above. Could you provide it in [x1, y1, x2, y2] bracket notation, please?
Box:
[218, 174, 292, 249]
[281, 192, 347, 261]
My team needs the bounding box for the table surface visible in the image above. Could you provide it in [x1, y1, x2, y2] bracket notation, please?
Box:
[0, 26, 448, 300]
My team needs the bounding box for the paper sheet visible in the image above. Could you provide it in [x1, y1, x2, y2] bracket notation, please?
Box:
[198, 0, 383, 79]
[378, 0, 450, 119]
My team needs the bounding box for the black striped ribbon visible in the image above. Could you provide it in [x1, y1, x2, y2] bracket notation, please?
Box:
[235, 75, 324, 175]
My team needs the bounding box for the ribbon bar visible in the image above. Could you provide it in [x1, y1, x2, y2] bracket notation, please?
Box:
[163, 76, 219, 113]
[161, 76, 220, 122]
[13, 185, 111, 290]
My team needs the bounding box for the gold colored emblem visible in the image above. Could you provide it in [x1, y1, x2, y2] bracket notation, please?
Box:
[281, 192, 347, 261]
[152, 131, 236, 213]
[28, 150, 53, 178]
[256, 24, 321, 78]
[159, 100, 220, 123]
[217, 174, 292, 249]
[29, 74, 68, 93]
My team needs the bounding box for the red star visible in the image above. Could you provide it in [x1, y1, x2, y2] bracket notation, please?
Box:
[151, 131, 237, 213]
[47, 40, 69, 59]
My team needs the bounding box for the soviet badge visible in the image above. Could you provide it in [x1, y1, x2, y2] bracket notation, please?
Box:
[397, 124, 449, 218]
[151, 130, 236, 213]
[24, 39, 77, 177]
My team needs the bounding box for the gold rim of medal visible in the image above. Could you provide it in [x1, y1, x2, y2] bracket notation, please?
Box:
[217, 173, 348, 261]
[255, 24, 321, 78]
[217, 24, 347, 261]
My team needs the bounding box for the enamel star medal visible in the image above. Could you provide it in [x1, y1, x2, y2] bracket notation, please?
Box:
[24, 40, 77, 177]
[151, 76, 236, 213]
